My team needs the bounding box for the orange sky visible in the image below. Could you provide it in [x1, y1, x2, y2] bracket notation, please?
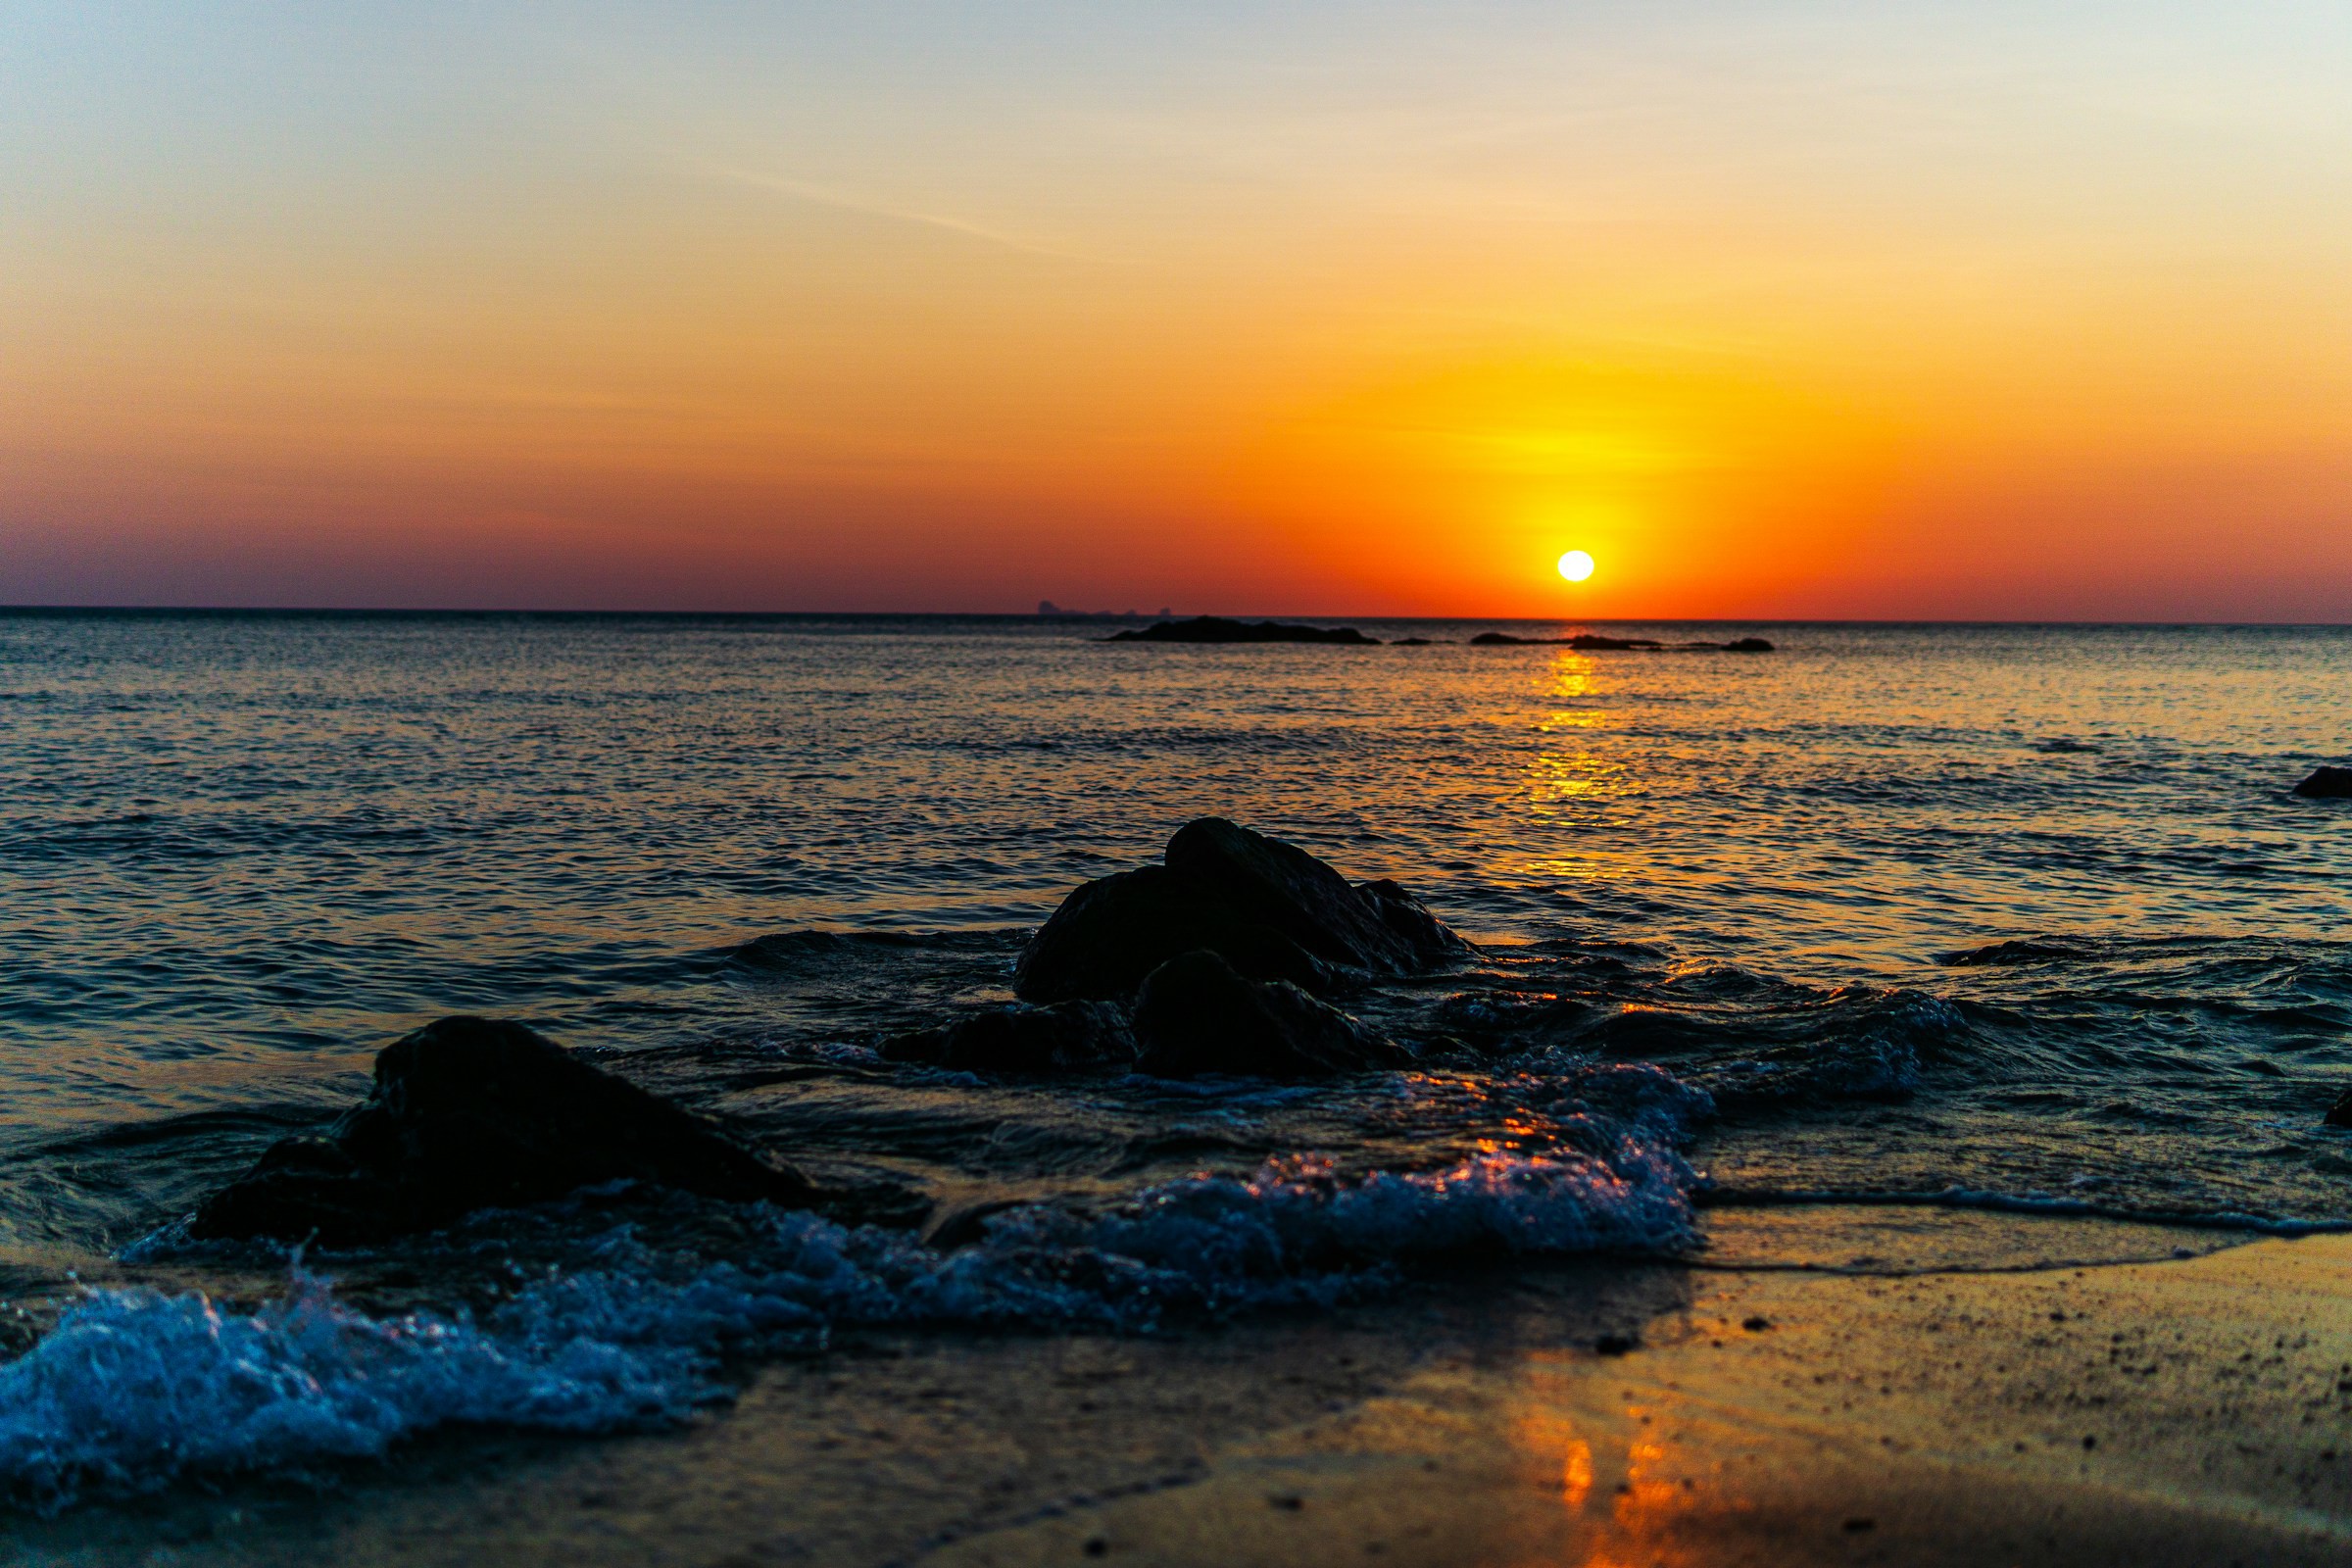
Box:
[4, 4, 2348, 616]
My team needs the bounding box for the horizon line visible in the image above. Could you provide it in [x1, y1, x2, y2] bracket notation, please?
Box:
[2, 605, 2349, 630]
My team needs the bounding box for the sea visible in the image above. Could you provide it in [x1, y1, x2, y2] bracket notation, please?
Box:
[0, 610, 2347, 1505]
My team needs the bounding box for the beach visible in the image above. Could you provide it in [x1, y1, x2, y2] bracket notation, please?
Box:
[7, 1210, 2347, 1565]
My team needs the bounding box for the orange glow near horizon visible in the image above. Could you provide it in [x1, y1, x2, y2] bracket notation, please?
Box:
[4, 7, 2347, 615]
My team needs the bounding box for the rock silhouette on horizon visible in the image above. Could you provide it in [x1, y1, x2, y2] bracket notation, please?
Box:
[1012, 816, 1468, 1004]
[1107, 616, 1379, 645]
[1469, 631, 1774, 652]
[189, 1016, 814, 1246]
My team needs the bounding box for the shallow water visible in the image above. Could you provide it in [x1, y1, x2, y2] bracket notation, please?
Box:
[1, 610, 2348, 1500]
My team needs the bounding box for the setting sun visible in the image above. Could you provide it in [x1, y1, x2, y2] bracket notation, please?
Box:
[1557, 550, 1596, 583]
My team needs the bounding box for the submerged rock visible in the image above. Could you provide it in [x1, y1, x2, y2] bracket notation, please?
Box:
[2292, 766, 2352, 800]
[1132, 951, 1414, 1078]
[1938, 938, 2097, 967]
[879, 1001, 1136, 1073]
[1107, 616, 1378, 645]
[190, 1016, 813, 1246]
[2328, 1089, 2352, 1129]
[1013, 817, 1469, 1003]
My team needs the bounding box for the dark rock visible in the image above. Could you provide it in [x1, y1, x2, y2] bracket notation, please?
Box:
[2293, 766, 2352, 800]
[2327, 1089, 2352, 1129]
[1593, 1332, 1640, 1355]
[1353, 877, 1469, 968]
[1470, 631, 1773, 652]
[1389, 636, 1435, 646]
[1470, 632, 1660, 649]
[1107, 616, 1377, 645]
[189, 1016, 813, 1246]
[1938, 938, 2096, 967]
[879, 1001, 1135, 1073]
[1013, 817, 1469, 1003]
[1164, 818, 1420, 971]
[1013, 863, 1339, 1003]
[1132, 951, 1414, 1079]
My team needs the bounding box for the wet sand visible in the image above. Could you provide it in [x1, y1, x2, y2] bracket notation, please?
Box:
[13, 1211, 2351, 1566]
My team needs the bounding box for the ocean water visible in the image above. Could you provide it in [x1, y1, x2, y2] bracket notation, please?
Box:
[1, 610, 2348, 1502]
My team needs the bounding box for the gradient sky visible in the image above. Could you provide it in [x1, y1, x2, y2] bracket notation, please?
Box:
[5, 2, 2348, 616]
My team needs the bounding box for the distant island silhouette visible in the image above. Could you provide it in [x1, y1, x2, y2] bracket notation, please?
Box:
[1101, 616, 1774, 651]
[1469, 631, 1775, 652]
[1106, 616, 1379, 645]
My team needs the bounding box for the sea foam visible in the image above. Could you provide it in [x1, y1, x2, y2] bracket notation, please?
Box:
[5, 1065, 1703, 1504]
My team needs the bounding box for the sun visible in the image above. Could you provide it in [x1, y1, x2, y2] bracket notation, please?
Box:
[1556, 549, 1595, 583]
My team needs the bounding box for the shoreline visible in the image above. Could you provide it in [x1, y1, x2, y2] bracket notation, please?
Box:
[10, 1209, 2349, 1565]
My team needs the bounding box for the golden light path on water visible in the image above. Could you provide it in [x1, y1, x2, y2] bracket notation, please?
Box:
[1527, 654, 1625, 808]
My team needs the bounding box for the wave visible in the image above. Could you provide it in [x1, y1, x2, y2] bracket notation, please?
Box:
[0, 1267, 690, 1507]
[9, 1071, 1701, 1505]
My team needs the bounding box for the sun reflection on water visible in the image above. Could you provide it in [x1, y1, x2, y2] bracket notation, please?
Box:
[1529, 654, 1636, 808]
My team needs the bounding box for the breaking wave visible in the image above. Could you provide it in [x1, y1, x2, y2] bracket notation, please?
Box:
[2, 1070, 1704, 1504]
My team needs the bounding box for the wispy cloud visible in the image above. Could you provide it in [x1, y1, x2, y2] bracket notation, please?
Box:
[706, 166, 1101, 263]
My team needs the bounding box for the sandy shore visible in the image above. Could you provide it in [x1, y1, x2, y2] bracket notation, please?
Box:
[11, 1210, 2351, 1566]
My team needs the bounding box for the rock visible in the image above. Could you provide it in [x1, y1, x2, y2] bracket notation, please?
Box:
[1131, 951, 1414, 1078]
[1389, 636, 1436, 646]
[1164, 818, 1428, 970]
[879, 1001, 1136, 1073]
[1353, 877, 1470, 968]
[1470, 631, 1772, 652]
[1469, 632, 1661, 649]
[1013, 863, 1340, 1002]
[1107, 616, 1377, 645]
[1013, 817, 1469, 1003]
[2327, 1089, 2352, 1129]
[2292, 766, 2352, 800]
[189, 1016, 813, 1246]
[1938, 938, 2096, 967]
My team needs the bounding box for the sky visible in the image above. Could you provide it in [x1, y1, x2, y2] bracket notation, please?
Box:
[3, 2, 2348, 617]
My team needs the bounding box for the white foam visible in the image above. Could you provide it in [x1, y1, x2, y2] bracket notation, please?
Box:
[7, 1097, 1701, 1503]
[0, 1267, 690, 1505]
